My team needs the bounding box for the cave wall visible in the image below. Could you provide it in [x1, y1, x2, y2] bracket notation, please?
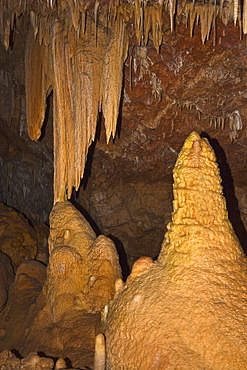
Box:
[0, 11, 247, 268]
[0, 23, 53, 224]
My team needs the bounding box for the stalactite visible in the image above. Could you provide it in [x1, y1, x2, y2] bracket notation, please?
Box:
[169, 0, 176, 33]
[102, 13, 129, 143]
[3, 9, 10, 50]
[243, 0, 247, 33]
[50, 6, 128, 201]
[25, 24, 52, 141]
[234, 0, 239, 26]
[144, 2, 163, 52]
[185, 1, 219, 42]
[134, 0, 143, 45]
[52, 20, 71, 202]
[67, 0, 80, 32]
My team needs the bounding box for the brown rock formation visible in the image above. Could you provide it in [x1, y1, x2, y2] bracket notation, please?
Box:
[0, 202, 38, 271]
[103, 132, 247, 369]
[0, 252, 14, 313]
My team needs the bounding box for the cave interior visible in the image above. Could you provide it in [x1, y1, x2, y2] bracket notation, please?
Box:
[0, 0, 247, 369]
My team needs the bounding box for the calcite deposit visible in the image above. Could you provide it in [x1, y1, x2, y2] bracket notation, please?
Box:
[0, 201, 121, 369]
[103, 132, 247, 369]
[47, 201, 121, 315]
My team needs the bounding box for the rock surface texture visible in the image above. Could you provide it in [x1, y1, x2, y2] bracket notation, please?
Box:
[0, 201, 121, 369]
[103, 132, 247, 369]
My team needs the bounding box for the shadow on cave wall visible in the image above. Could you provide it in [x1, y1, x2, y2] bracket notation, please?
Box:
[201, 132, 247, 255]
[80, 114, 102, 191]
[107, 235, 130, 280]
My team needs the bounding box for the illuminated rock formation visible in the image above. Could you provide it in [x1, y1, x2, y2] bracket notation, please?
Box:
[103, 132, 247, 369]
[0, 201, 121, 369]
[46, 201, 122, 319]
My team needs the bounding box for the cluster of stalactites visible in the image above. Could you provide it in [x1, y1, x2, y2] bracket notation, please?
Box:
[0, 1, 245, 202]
[0, 1, 131, 202]
[184, 0, 247, 43]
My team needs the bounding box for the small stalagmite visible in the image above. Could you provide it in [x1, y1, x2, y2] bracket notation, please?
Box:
[45, 201, 122, 320]
[102, 132, 247, 369]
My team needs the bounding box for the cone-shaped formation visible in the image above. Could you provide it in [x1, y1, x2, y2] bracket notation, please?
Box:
[159, 131, 244, 270]
[103, 132, 247, 370]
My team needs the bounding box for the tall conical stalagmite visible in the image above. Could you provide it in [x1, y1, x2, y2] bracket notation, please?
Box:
[103, 132, 247, 370]
[159, 131, 244, 270]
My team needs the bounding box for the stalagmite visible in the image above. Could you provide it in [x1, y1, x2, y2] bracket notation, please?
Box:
[94, 333, 106, 370]
[158, 131, 245, 266]
[47, 201, 122, 318]
[103, 132, 247, 369]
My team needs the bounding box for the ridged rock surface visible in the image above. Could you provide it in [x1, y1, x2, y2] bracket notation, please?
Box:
[103, 132, 247, 369]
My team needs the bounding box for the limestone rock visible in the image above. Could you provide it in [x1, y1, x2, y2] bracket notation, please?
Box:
[103, 132, 247, 369]
[0, 201, 121, 369]
[0, 203, 38, 271]
[46, 201, 121, 319]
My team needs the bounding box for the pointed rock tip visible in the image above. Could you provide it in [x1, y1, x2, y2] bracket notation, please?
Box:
[178, 131, 216, 163]
[183, 131, 201, 148]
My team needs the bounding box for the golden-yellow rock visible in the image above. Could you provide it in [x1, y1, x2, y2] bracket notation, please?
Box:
[46, 201, 121, 319]
[0, 201, 121, 369]
[103, 132, 247, 369]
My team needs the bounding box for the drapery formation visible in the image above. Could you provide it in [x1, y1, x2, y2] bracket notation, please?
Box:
[0, 0, 245, 201]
